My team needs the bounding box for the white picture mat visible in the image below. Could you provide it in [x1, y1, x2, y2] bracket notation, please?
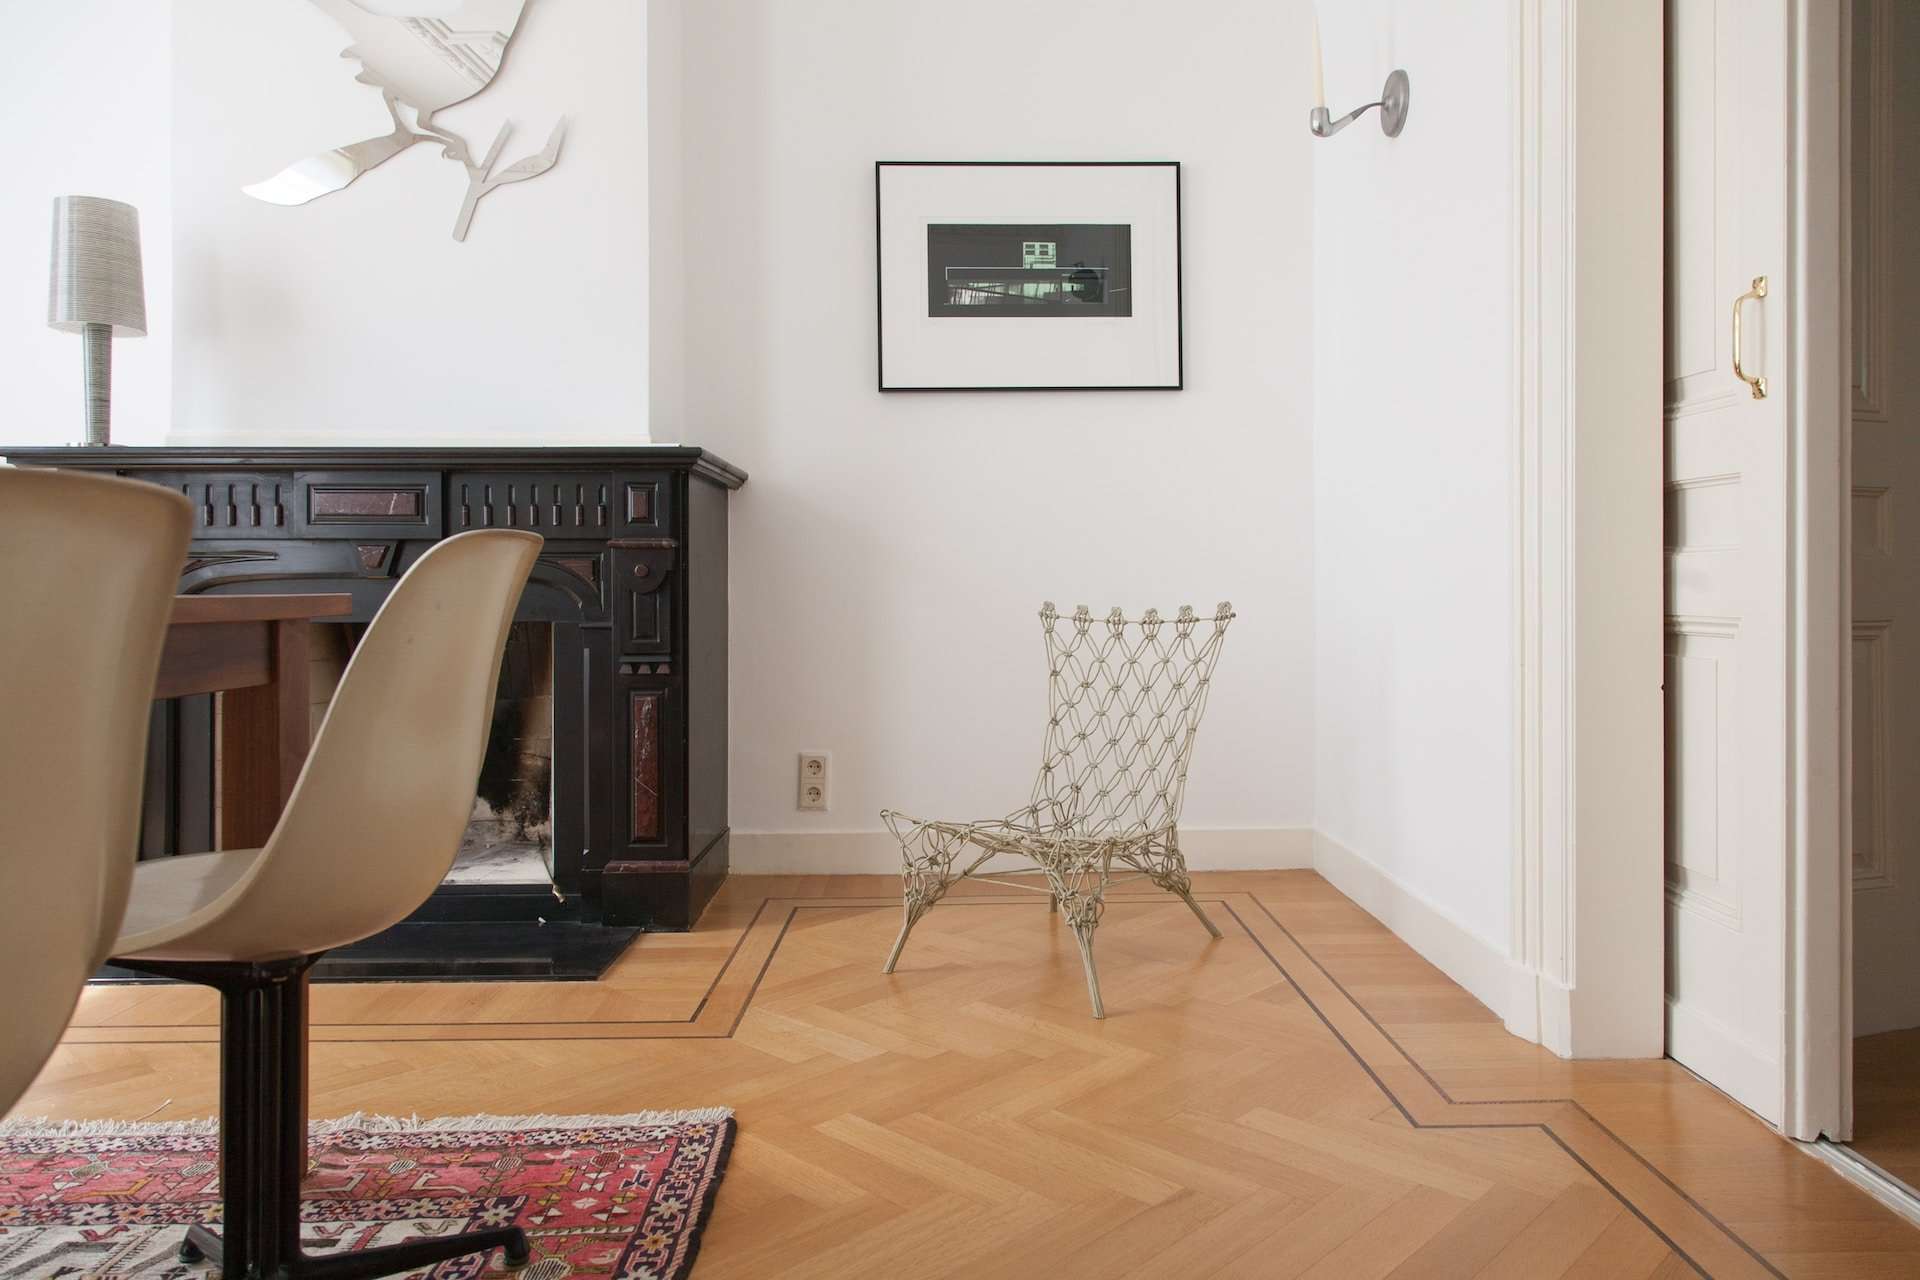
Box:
[878, 164, 1180, 389]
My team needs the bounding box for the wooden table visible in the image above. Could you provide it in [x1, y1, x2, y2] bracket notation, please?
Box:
[158, 594, 352, 849]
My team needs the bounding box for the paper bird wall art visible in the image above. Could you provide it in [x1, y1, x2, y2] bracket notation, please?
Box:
[244, 0, 567, 241]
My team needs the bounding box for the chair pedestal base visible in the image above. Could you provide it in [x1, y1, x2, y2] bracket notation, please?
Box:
[118, 953, 531, 1279]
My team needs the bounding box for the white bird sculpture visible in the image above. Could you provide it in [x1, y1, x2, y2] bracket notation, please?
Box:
[244, 0, 567, 241]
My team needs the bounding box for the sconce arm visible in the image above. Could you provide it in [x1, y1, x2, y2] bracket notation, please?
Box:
[1308, 70, 1411, 140]
[1309, 103, 1380, 138]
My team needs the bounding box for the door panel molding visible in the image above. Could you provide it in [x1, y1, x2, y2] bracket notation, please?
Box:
[1850, 619, 1894, 891]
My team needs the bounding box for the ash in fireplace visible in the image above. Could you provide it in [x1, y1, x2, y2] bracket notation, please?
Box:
[449, 623, 555, 886]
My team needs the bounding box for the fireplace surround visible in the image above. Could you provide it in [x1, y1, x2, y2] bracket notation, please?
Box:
[5, 445, 745, 966]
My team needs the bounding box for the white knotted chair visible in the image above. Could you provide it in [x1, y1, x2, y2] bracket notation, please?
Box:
[881, 601, 1235, 1018]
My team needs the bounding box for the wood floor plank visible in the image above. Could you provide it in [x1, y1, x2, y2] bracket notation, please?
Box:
[1474, 1183, 1630, 1279]
[1852, 1027, 1920, 1192]
[1296, 1184, 1475, 1279]
[1382, 1183, 1555, 1280]
[13, 872, 1918, 1277]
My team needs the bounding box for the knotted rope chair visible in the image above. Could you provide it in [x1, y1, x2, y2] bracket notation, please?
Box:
[881, 601, 1235, 1018]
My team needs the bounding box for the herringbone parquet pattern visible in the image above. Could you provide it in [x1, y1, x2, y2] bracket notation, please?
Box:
[17, 872, 1920, 1278]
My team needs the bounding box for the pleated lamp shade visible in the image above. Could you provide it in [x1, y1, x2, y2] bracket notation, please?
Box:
[47, 196, 147, 337]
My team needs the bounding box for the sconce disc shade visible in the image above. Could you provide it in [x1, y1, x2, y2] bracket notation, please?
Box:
[47, 196, 147, 337]
[1380, 69, 1411, 138]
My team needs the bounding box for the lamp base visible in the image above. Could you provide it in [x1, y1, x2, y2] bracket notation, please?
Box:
[82, 322, 111, 446]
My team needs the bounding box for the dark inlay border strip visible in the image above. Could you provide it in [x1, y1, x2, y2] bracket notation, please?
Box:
[61, 888, 1802, 1275]
[1243, 896, 1785, 1278]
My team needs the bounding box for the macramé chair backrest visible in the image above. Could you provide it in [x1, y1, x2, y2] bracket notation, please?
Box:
[1026, 602, 1235, 841]
[0, 469, 191, 1111]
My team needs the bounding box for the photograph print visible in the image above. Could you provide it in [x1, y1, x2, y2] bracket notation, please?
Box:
[927, 224, 1133, 318]
[877, 162, 1181, 390]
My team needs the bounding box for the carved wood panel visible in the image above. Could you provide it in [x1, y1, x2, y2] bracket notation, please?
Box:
[618, 472, 673, 535]
[452, 472, 612, 532]
[143, 473, 295, 536]
[613, 546, 675, 655]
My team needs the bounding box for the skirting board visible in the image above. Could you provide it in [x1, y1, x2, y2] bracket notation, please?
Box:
[731, 827, 1313, 875]
[1665, 994, 1783, 1124]
[732, 825, 1578, 1056]
[1310, 831, 1551, 1047]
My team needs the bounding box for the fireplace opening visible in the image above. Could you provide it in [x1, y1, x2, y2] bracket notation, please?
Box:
[310, 620, 556, 888]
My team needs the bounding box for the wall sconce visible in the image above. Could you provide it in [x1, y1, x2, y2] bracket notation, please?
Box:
[1308, 16, 1410, 139]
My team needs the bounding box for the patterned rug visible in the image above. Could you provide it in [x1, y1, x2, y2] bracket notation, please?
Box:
[0, 1109, 734, 1279]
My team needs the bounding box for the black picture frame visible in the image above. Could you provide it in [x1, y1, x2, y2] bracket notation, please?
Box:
[875, 161, 1184, 392]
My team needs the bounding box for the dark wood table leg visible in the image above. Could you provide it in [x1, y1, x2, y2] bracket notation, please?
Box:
[218, 619, 312, 849]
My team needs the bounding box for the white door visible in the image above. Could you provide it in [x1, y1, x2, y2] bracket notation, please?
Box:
[1850, 0, 1920, 1041]
[1663, 0, 1792, 1124]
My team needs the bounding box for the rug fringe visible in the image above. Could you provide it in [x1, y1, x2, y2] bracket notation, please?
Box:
[0, 1115, 220, 1139]
[0, 1108, 734, 1139]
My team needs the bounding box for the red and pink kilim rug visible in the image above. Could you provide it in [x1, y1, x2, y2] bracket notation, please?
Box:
[0, 1109, 734, 1278]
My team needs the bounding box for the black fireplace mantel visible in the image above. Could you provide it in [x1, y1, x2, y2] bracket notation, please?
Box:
[4, 443, 746, 941]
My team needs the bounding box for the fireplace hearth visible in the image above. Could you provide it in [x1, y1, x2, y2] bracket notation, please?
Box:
[8, 445, 745, 980]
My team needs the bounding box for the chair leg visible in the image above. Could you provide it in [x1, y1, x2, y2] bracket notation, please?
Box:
[123, 954, 532, 1280]
[1046, 866, 1110, 1019]
[1145, 844, 1223, 940]
[1069, 918, 1105, 1019]
[1176, 888, 1223, 939]
[883, 899, 929, 974]
[882, 850, 954, 973]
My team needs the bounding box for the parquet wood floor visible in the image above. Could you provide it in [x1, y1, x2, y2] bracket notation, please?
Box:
[1854, 1028, 1920, 1196]
[14, 872, 1920, 1277]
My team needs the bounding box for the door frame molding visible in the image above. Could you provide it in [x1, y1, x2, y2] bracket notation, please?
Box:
[1787, 0, 1852, 1143]
[1511, 0, 1666, 1059]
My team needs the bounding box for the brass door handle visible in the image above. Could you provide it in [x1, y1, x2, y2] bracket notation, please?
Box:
[1732, 275, 1768, 399]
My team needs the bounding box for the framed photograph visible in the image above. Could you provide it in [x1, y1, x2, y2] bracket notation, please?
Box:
[875, 161, 1182, 391]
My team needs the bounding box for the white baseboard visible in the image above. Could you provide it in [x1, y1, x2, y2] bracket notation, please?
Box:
[1310, 830, 1535, 1039]
[730, 824, 1578, 1056]
[1665, 995, 1783, 1124]
[730, 827, 1314, 876]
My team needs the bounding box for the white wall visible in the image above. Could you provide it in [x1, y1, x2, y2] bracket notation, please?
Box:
[168, 0, 649, 442]
[666, 0, 1318, 861]
[2, 4, 172, 445]
[647, 0, 687, 436]
[1311, 4, 1517, 950]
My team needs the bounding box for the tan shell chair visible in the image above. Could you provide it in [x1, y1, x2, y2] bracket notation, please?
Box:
[0, 470, 192, 1115]
[110, 528, 542, 1280]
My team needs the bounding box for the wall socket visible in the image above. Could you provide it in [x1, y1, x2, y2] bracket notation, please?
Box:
[797, 751, 830, 811]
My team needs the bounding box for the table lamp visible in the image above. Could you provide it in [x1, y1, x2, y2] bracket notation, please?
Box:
[47, 195, 146, 446]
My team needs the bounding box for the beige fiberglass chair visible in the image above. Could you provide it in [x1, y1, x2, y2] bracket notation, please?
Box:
[0, 470, 192, 1115]
[881, 602, 1235, 1018]
[109, 528, 542, 1280]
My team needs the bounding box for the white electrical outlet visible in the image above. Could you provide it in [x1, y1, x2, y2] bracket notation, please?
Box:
[797, 751, 829, 811]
